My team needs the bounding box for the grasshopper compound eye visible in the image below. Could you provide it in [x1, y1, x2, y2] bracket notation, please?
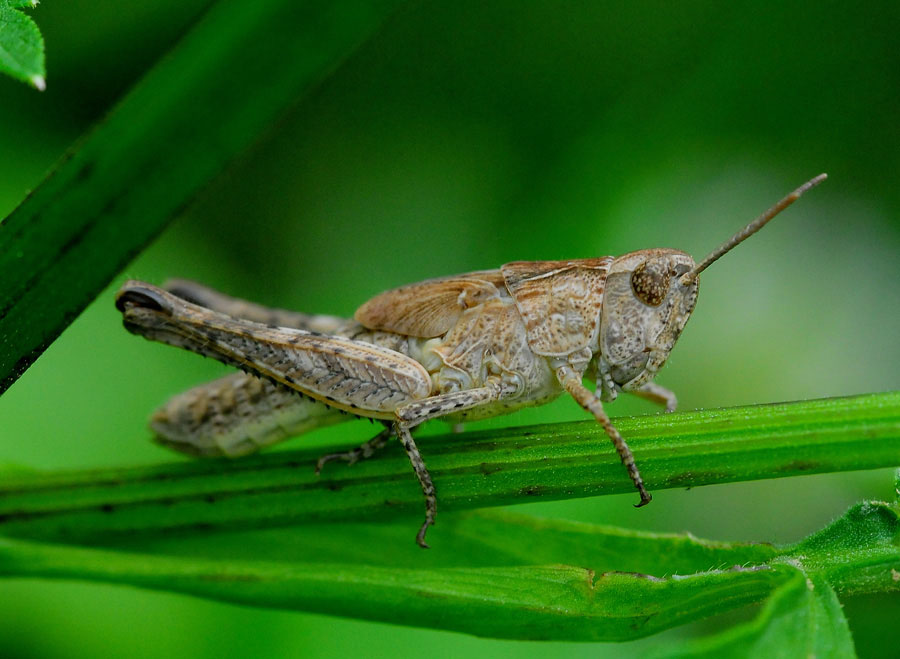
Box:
[630, 258, 670, 307]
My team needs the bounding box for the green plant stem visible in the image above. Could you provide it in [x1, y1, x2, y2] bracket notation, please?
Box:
[0, 0, 403, 395]
[0, 392, 897, 543]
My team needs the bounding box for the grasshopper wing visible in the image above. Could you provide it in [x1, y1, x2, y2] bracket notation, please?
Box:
[354, 270, 505, 338]
[502, 257, 614, 357]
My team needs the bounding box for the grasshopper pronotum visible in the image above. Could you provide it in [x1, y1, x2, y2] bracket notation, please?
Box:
[117, 174, 826, 547]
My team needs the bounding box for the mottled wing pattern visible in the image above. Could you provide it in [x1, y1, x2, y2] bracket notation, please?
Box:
[354, 270, 505, 338]
[501, 257, 614, 357]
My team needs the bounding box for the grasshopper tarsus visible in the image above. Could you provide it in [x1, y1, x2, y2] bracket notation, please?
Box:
[634, 489, 652, 508]
[117, 175, 825, 546]
[415, 521, 432, 549]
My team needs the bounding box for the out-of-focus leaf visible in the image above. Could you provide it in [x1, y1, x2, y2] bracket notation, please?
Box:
[116, 509, 781, 573]
[0, 491, 896, 641]
[0, 3, 45, 89]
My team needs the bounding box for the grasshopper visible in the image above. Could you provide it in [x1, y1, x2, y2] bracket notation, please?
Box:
[116, 174, 826, 547]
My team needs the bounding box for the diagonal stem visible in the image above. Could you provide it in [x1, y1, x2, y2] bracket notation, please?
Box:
[0, 0, 405, 395]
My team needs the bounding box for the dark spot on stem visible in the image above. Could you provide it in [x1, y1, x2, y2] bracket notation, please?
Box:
[520, 484, 546, 496]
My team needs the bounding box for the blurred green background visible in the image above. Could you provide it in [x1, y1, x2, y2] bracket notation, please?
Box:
[1, 1, 899, 657]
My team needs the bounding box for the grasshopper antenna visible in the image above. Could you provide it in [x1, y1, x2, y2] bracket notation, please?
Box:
[680, 173, 828, 286]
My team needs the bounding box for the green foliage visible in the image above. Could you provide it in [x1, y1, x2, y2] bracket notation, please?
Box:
[0, 397, 897, 650]
[655, 573, 855, 658]
[0, 495, 897, 647]
[0, 0, 404, 395]
[1, 0, 899, 656]
[0, 0, 44, 90]
[656, 496, 900, 657]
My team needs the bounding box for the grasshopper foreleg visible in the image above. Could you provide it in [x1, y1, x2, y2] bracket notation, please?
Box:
[556, 365, 652, 507]
[630, 381, 678, 413]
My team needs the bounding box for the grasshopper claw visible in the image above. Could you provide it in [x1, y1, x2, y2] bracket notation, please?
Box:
[634, 489, 653, 508]
[415, 519, 432, 549]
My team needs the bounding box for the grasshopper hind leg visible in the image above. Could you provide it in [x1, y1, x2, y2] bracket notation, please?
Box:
[395, 424, 437, 549]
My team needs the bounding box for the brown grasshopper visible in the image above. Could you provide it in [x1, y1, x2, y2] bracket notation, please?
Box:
[116, 174, 826, 547]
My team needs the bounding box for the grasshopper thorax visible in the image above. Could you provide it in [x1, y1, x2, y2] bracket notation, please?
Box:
[599, 249, 698, 390]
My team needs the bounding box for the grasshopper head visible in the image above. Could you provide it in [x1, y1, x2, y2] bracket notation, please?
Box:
[598, 173, 827, 393]
[599, 249, 698, 390]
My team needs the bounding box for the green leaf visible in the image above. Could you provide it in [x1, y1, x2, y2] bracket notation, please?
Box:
[3, 1, 42, 9]
[652, 572, 856, 658]
[0, 392, 896, 544]
[0, 0, 405, 395]
[0, 499, 895, 642]
[654, 499, 900, 657]
[0, 3, 45, 90]
[118, 509, 781, 574]
[0, 521, 796, 642]
[0, 466, 897, 643]
[783, 501, 900, 596]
